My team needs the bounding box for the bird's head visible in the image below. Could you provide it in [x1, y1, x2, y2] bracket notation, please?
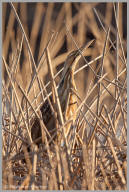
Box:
[59, 39, 95, 88]
[62, 45, 87, 80]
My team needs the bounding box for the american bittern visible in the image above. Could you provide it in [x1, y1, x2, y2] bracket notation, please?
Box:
[31, 40, 94, 146]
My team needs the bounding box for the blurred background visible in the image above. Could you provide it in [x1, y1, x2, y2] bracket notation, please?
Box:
[2, 2, 127, 106]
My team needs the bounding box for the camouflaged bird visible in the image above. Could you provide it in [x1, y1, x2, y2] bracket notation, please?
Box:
[31, 40, 94, 146]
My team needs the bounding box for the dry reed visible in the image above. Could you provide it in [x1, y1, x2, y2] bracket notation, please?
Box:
[2, 2, 127, 190]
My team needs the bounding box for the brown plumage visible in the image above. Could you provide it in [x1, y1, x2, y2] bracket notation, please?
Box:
[30, 40, 94, 146]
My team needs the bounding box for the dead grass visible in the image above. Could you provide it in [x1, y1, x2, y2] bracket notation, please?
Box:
[2, 2, 127, 190]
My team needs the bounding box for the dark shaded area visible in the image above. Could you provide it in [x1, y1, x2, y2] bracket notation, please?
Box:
[122, 3, 127, 39]
[4, 3, 11, 35]
[26, 3, 36, 39]
[19, 48, 24, 71]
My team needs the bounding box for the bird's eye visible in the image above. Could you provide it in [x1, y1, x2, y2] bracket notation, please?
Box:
[68, 51, 75, 58]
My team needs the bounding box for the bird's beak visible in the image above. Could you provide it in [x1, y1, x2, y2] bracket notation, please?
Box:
[75, 39, 95, 57]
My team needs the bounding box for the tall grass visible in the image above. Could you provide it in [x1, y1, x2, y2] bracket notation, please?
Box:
[2, 2, 127, 190]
